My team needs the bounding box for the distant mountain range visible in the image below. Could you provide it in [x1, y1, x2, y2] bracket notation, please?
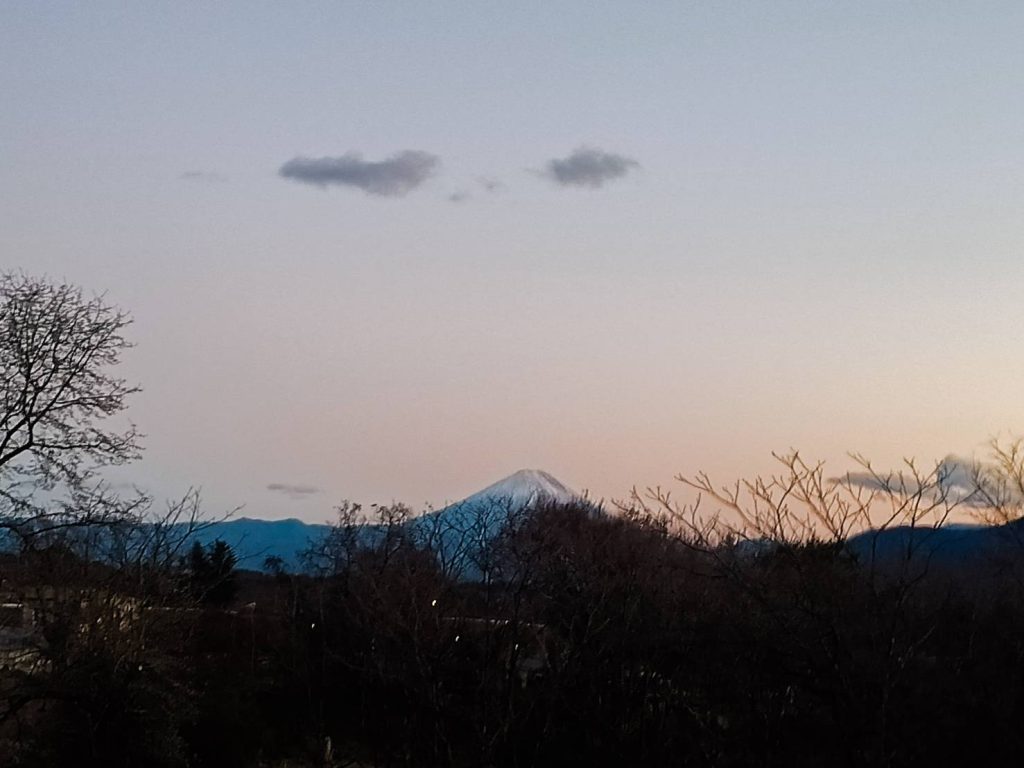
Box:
[195, 471, 1024, 572]
[16, 468, 1023, 574]
[846, 519, 1024, 566]
[193, 468, 583, 571]
[189, 516, 331, 571]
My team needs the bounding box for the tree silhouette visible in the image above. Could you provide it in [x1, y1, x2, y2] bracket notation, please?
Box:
[189, 539, 238, 606]
[0, 273, 140, 528]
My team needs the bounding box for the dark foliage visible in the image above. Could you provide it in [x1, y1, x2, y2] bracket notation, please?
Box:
[7, 497, 1024, 766]
[188, 539, 239, 607]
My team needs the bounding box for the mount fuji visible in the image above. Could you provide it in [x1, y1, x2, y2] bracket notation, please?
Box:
[190, 469, 583, 572]
[444, 469, 578, 512]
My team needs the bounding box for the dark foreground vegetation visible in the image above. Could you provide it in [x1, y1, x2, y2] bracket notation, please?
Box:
[5, 272, 1024, 767]
[8, 486, 1024, 768]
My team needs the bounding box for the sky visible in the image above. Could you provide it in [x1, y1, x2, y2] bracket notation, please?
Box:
[3, 2, 1024, 521]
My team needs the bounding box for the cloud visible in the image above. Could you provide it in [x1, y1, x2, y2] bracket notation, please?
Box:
[840, 455, 1018, 509]
[181, 170, 227, 183]
[542, 147, 639, 188]
[448, 177, 505, 202]
[279, 150, 439, 196]
[267, 482, 322, 500]
[478, 177, 505, 193]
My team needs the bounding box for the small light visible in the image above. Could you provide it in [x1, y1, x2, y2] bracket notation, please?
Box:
[311, 622, 316, 629]
[455, 634, 460, 642]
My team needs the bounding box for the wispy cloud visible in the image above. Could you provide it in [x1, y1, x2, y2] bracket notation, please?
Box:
[279, 150, 439, 196]
[181, 170, 227, 183]
[841, 455, 1018, 509]
[448, 190, 470, 203]
[541, 147, 639, 188]
[267, 482, 322, 501]
[478, 177, 505, 193]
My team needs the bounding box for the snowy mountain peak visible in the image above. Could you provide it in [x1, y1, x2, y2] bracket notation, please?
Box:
[458, 469, 578, 509]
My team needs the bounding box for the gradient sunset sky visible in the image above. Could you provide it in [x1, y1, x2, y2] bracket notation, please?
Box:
[3, 2, 1023, 520]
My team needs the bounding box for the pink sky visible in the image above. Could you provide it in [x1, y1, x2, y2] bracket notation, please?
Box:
[5, 3, 1024, 519]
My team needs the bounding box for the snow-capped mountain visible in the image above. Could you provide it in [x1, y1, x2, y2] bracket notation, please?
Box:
[191, 469, 582, 572]
[410, 469, 584, 579]
[451, 468, 579, 511]
[414, 468, 583, 539]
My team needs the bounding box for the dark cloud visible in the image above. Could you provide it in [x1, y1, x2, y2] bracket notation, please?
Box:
[542, 147, 639, 188]
[448, 190, 470, 203]
[181, 171, 227, 183]
[278, 150, 439, 196]
[267, 482, 322, 500]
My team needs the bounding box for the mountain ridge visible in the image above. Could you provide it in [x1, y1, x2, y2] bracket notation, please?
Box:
[194, 468, 581, 571]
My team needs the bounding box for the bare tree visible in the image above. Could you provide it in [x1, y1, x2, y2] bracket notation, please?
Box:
[0, 273, 140, 539]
